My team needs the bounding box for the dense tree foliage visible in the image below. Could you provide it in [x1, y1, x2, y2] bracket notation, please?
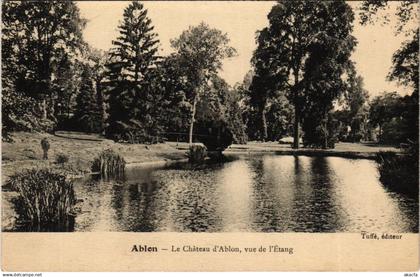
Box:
[148, 54, 247, 146]
[360, 0, 418, 145]
[252, 0, 356, 148]
[368, 92, 415, 144]
[3, 0, 416, 152]
[388, 31, 419, 143]
[242, 84, 293, 142]
[2, 87, 41, 141]
[104, 1, 160, 142]
[2, 1, 87, 139]
[195, 76, 247, 145]
[360, 0, 419, 194]
[170, 22, 237, 144]
[55, 47, 107, 132]
[333, 64, 370, 142]
[247, 29, 280, 141]
[73, 68, 102, 133]
[150, 54, 193, 141]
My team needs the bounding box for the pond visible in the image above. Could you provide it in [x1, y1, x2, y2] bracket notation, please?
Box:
[72, 155, 418, 232]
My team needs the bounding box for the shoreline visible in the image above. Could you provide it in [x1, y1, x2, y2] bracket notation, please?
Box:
[1, 132, 188, 181]
[125, 158, 189, 168]
[2, 132, 401, 181]
[225, 149, 382, 160]
[0, 132, 404, 232]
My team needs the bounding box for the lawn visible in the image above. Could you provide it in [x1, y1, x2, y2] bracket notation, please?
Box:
[2, 132, 187, 180]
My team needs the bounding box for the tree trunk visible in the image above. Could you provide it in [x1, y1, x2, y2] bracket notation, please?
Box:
[189, 94, 198, 145]
[96, 79, 106, 131]
[378, 124, 382, 142]
[67, 94, 72, 119]
[49, 97, 56, 123]
[293, 106, 300, 149]
[42, 98, 47, 120]
[261, 106, 268, 142]
[292, 67, 300, 149]
[323, 112, 328, 149]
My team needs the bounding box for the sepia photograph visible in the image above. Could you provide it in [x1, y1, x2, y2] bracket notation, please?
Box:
[1, 0, 419, 273]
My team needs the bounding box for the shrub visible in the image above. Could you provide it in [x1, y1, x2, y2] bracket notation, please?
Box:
[376, 147, 419, 195]
[188, 144, 207, 163]
[7, 169, 76, 228]
[348, 132, 363, 143]
[105, 119, 162, 144]
[380, 117, 406, 144]
[91, 149, 126, 177]
[55, 153, 69, 165]
[195, 119, 234, 152]
[23, 148, 37, 160]
[302, 114, 339, 149]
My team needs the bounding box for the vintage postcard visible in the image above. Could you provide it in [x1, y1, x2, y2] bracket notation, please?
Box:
[1, 0, 419, 273]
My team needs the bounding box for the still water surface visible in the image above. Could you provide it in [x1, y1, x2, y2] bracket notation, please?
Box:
[75, 155, 418, 232]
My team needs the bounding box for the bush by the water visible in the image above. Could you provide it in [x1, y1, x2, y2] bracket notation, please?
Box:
[376, 144, 419, 195]
[302, 113, 339, 149]
[2, 89, 56, 142]
[195, 119, 234, 152]
[91, 149, 126, 177]
[7, 169, 76, 227]
[188, 144, 207, 163]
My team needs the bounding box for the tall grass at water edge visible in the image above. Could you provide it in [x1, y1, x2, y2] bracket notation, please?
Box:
[7, 168, 76, 229]
[91, 149, 126, 177]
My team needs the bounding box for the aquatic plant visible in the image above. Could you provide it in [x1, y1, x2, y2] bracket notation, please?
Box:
[188, 144, 207, 163]
[7, 168, 76, 228]
[91, 149, 126, 177]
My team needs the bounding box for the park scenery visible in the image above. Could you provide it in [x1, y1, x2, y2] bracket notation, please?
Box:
[1, 1, 418, 232]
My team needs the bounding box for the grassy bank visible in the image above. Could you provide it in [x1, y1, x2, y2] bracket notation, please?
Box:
[3, 133, 398, 181]
[2, 131, 187, 231]
[2, 132, 187, 181]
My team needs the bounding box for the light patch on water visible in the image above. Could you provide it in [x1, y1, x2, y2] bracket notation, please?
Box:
[216, 159, 254, 231]
[328, 157, 416, 232]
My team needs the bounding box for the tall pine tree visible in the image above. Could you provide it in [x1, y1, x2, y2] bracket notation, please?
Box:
[74, 67, 102, 133]
[105, 1, 159, 142]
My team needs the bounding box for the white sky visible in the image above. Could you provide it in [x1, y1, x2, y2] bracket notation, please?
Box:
[77, 1, 412, 97]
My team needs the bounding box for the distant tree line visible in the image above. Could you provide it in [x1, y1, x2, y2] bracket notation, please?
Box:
[358, 0, 418, 145]
[2, 0, 418, 149]
[2, 1, 245, 146]
[237, 0, 418, 148]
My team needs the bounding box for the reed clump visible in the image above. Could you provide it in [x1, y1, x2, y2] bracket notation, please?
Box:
[7, 168, 76, 226]
[91, 149, 126, 177]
